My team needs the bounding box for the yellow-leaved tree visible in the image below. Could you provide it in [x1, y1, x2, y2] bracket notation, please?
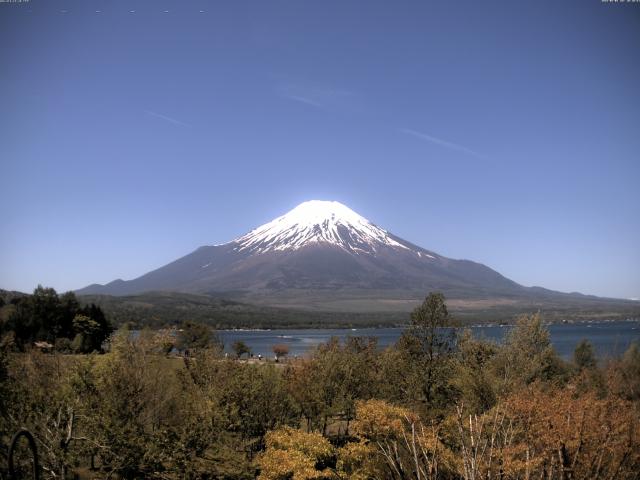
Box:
[257, 426, 335, 480]
[455, 384, 640, 480]
[349, 399, 458, 480]
[258, 399, 459, 480]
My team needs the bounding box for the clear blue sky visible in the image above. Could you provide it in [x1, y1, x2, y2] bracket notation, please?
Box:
[1, 0, 639, 299]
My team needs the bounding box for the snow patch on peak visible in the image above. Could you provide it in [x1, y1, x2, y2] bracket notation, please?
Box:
[233, 200, 411, 255]
[275, 200, 374, 230]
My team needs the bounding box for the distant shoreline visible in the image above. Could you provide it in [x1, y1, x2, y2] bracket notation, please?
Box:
[218, 316, 640, 332]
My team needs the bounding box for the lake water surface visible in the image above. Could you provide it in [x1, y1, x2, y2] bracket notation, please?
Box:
[219, 320, 640, 359]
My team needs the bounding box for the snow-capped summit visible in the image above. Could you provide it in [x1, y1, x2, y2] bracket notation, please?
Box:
[234, 200, 409, 254]
[76, 200, 635, 318]
[77, 200, 526, 304]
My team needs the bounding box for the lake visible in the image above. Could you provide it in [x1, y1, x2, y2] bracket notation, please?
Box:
[218, 320, 640, 359]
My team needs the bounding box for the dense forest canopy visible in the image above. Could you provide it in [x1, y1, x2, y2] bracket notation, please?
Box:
[1, 293, 639, 479]
[0, 286, 112, 353]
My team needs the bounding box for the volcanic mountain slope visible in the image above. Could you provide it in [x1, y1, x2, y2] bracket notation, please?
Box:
[77, 201, 633, 312]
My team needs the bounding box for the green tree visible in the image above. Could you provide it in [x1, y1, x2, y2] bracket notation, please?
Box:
[232, 340, 252, 359]
[286, 336, 382, 435]
[610, 342, 640, 401]
[58, 291, 80, 338]
[574, 339, 597, 370]
[6, 285, 60, 346]
[3, 287, 111, 351]
[491, 313, 568, 393]
[78, 302, 112, 349]
[0, 333, 11, 420]
[399, 292, 457, 413]
[177, 320, 222, 354]
[453, 329, 498, 413]
[81, 329, 185, 478]
[4, 348, 89, 478]
[221, 363, 297, 442]
[31, 285, 62, 340]
[71, 314, 101, 353]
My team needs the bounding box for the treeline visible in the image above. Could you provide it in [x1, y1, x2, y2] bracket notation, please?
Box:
[0, 286, 112, 353]
[77, 291, 407, 329]
[0, 293, 639, 479]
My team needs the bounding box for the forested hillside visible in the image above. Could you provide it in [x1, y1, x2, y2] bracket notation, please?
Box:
[77, 291, 407, 329]
[0, 286, 112, 352]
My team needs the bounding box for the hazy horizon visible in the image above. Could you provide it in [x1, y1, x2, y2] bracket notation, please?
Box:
[1, 0, 639, 299]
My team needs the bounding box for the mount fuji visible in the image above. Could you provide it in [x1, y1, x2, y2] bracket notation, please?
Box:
[77, 201, 632, 314]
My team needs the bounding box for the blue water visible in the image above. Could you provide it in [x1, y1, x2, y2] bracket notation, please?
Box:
[219, 320, 640, 359]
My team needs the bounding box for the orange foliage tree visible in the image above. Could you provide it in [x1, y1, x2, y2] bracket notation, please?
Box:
[455, 384, 640, 480]
[256, 426, 335, 480]
[350, 399, 458, 480]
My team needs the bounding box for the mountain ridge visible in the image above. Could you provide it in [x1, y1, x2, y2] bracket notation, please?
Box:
[76, 200, 636, 314]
